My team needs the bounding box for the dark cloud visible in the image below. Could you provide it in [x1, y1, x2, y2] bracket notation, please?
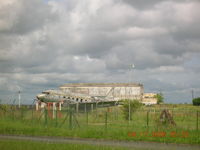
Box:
[122, 0, 165, 9]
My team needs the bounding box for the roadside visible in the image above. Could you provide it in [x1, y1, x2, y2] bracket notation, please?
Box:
[0, 135, 199, 150]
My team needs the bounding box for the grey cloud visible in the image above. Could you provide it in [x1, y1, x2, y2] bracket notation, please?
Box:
[153, 36, 188, 57]
[0, 0, 200, 104]
[0, 0, 57, 34]
[122, 0, 166, 9]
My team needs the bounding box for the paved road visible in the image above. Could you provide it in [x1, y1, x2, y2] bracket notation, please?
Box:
[0, 135, 199, 150]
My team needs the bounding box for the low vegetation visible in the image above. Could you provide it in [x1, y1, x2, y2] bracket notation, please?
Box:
[122, 100, 142, 120]
[0, 103, 199, 145]
[154, 93, 164, 104]
[192, 97, 200, 106]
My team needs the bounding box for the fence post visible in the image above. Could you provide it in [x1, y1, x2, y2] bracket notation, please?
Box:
[45, 108, 48, 126]
[21, 107, 24, 120]
[147, 110, 149, 127]
[197, 111, 199, 131]
[114, 102, 118, 120]
[69, 109, 73, 129]
[105, 112, 108, 131]
[84, 103, 87, 113]
[76, 103, 79, 114]
[86, 111, 89, 126]
[91, 104, 93, 112]
[31, 107, 34, 121]
[55, 109, 58, 127]
[96, 102, 98, 118]
[12, 107, 15, 120]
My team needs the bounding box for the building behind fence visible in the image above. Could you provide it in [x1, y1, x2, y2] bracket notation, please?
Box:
[59, 83, 144, 101]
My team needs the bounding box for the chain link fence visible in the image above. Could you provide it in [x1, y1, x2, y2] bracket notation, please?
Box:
[0, 104, 199, 133]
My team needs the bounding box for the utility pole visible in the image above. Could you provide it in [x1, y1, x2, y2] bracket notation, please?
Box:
[128, 64, 135, 124]
[18, 90, 21, 108]
[159, 89, 162, 95]
[192, 90, 194, 100]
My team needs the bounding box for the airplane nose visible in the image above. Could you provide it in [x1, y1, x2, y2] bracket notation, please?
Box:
[36, 94, 46, 100]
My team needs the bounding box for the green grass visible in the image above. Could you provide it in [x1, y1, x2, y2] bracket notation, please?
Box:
[0, 104, 200, 145]
[0, 139, 149, 150]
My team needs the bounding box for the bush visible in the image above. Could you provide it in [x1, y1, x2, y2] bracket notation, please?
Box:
[192, 97, 200, 106]
[122, 99, 142, 120]
[154, 93, 164, 104]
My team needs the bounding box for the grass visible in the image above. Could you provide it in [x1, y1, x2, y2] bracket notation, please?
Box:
[0, 104, 199, 145]
[0, 139, 150, 150]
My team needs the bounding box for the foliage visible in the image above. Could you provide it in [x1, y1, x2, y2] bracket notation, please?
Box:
[192, 97, 200, 106]
[0, 104, 12, 112]
[122, 99, 142, 120]
[154, 93, 164, 104]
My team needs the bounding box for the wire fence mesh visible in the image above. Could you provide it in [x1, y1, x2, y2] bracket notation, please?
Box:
[0, 104, 199, 132]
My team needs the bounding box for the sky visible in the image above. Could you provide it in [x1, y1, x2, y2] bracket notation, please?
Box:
[0, 0, 200, 104]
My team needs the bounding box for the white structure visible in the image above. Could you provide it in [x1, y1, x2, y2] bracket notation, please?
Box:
[59, 83, 144, 101]
[142, 93, 157, 105]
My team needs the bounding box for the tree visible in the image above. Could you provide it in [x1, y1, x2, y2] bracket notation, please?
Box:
[154, 93, 164, 104]
[122, 99, 142, 120]
[192, 97, 200, 106]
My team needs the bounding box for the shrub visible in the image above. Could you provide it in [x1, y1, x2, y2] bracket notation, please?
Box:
[122, 99, 142, 120]
[154, 93, 164, 104]
[192, 97, 200, 106]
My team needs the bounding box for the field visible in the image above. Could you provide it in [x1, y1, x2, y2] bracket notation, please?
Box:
[0, 104, 200, 145]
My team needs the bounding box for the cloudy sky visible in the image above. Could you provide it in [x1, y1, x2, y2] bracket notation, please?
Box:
[0, 0, 200, 104]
